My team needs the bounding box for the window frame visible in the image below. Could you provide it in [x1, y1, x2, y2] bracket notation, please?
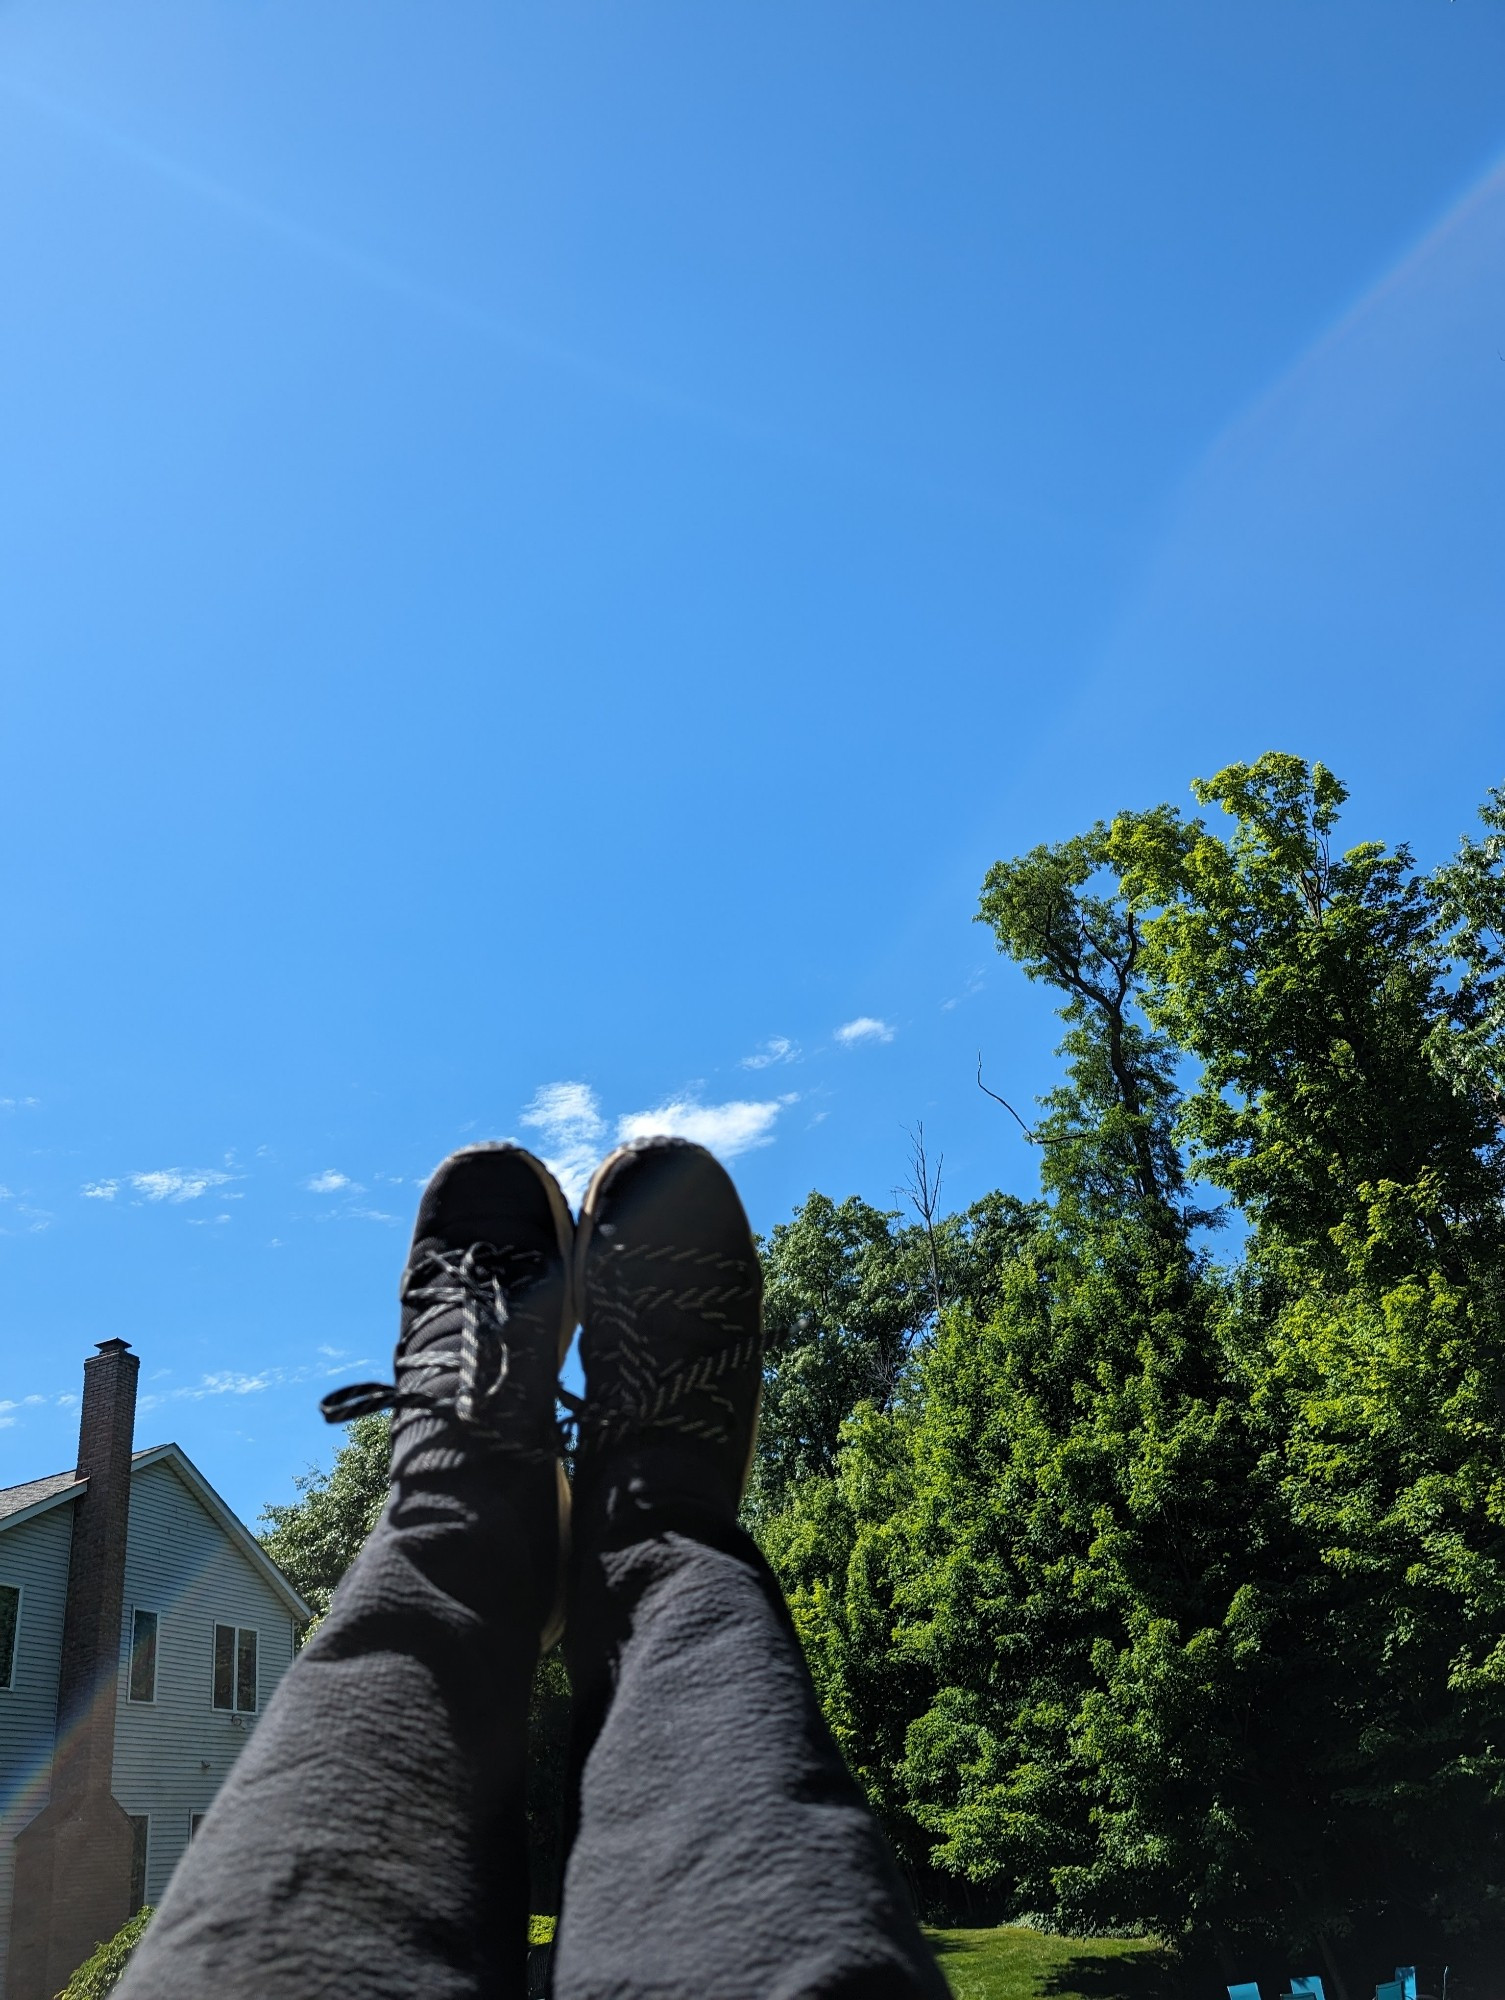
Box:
[127, 1814, 150, 1916]
[126, 1605, 160, 1705]
[0, 1581, 21, 1693]
[211, 1621, 260, 1714]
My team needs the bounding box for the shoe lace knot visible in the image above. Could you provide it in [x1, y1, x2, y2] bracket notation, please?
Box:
[320, 1242, 554, 1451]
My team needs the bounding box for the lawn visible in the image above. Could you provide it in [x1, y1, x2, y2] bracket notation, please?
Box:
[926, 1925, 1168, 2000]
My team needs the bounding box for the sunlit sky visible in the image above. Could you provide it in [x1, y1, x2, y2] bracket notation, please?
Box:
[4, 1, 1505, 1522]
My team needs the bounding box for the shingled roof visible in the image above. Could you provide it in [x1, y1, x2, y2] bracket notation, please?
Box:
[0, 1467, 85, 1527]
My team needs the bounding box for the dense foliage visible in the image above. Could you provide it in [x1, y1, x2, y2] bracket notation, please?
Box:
[754, 755, 1505, 1984]
[259, 754, 1505, 1982]
[55, 1908, 153, 1999]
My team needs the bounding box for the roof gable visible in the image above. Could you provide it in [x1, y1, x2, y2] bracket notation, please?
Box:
[0, 1447, 311, 1624]
[131, 1444, 311, 1623]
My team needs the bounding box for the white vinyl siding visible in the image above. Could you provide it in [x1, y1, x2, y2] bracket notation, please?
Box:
[111, 1460, 297, 1905]
[0, 1500, 76, 1998]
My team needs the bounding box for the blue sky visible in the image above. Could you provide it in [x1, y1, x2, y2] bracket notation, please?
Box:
[3, 1, 1505, 1523]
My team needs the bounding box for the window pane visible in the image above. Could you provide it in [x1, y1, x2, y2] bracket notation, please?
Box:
[128, 1816, 149, 1915]
[212, 1624, 234, 1709]
[0, 1585, 18, 1690]
[236, 1627, 258, 1713]
[129, 1609, 158, 1703]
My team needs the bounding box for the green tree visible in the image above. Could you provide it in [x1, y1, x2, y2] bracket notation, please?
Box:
[1115, 757, 1505, 1953]
[891, 754, 1505, 1973]
[258, 1413, 391, 1622]
[749, 1193, 932, 1520]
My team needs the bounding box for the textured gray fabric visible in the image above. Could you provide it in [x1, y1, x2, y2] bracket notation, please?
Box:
[116, 1486, 946, 2000]
[557, 1520, 949, 2000]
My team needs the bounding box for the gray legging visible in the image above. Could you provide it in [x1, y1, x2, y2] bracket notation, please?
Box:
[117, 1461, 948, 2000]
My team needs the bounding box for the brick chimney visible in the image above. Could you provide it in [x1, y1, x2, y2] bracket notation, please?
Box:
[53, 1338, 140, 1804]
[7, 1342, 141, 2000]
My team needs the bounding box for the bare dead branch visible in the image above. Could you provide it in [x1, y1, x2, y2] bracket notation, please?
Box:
[899, 1121, 946, 1322]
[976, 1055, 1083, 1148]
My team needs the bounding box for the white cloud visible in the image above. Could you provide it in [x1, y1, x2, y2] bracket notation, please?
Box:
[141, 1369, 277, 1409]
[188, 1213, 232, 1227]
[740, 1036, 800, 1070]
[616, 1095, 786, 1159]
[306, 1170, 353, 1194]
[521, 1080, 607, 1204]
[83, 1181, 118, 1201]
[0, 1186, 11, 1201]
[138, 1358, 374, 1414]
[130, 1169, 233, 1204]
[835, 1016, 895, 1047]
[189, 1371, 275, 1396]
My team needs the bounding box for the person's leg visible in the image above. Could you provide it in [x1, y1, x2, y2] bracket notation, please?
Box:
[552, 1141, 948, 2000]
[118, 1146, 575, 2000]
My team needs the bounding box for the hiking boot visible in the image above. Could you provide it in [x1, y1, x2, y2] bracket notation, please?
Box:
[321, 1141, 575, 1648]
[572, 1137, 764, 1529]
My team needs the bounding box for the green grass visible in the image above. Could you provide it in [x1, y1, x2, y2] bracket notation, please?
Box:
[925, 1925, 1168, 2000]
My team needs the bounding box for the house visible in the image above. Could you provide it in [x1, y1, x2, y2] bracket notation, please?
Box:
[0, 1339, 309, 2000]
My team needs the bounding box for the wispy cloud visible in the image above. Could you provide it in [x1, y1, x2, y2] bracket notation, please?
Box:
[134, 1168, 232, 1203]
[740, 1036, 800, 1070]
[0, 1096, 39, 1111]
[521, 1081, 607, 1205]
[0, 1390, 76, 1429]
[137, 1355, 374, 1414]
[306, 1170, 355, 1194]
[85, 1168, 234, 1204]
[835, 1016, 895, 1047]
[617, 1095, 790, 1158]
[941, 970, 985, 1012]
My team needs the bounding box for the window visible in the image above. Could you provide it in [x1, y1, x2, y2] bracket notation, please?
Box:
[237, 1626, 258, 1712]
[127, 1816, 149, 1915]
[212, 1624, 258, 1712]
[189, 1812, 207, 1840]
[0, 1585, 18, 1691]
[128, 1608, 158, 1703]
